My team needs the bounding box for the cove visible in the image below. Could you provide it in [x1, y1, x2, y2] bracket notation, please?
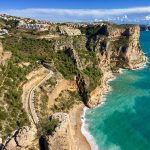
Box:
[84, 31, 150, 150]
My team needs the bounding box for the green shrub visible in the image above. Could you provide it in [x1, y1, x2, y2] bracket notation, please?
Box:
[38, 118, 59, 136]
[83, 65, 102, 92]
[54, 51, 78, 80]
[0, 110, 7, 120]
[50, 91, 80, 112]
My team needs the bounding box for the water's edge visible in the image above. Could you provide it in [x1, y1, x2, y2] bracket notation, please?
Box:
[81, 73, 117, 150]
[81, 63, 148, 150]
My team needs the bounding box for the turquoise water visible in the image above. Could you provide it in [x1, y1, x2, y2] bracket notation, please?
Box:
[85, 31, 150, 150]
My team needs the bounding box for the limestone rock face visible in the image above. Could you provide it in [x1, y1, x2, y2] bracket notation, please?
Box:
[46, 113, 74, 150]
[1, 22, 147, 149]
[108, 28, 125, 38]
[59, 26, 81, 36]
[90, 25, 147, 70]
[54, 24, 146, 107]
[3, 126, 36, 150]
[124, 26, 147, 69]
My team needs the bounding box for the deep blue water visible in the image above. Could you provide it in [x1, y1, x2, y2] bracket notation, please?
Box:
[85, 31, 150, 150]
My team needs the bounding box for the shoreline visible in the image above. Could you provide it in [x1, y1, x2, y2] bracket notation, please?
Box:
[69, 104, 91, 150]
[81, 107, 99, 150]
[80, 71, 116, 150]
[79, 62, 148, 150]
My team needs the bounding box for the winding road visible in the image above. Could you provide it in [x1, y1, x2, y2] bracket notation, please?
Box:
[26, 70, 53, 125]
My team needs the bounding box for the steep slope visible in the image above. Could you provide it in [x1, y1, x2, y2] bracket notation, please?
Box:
[0, 16, 147, 150]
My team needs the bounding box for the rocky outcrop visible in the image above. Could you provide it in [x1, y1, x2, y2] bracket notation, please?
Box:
[46, 113, 75, 150]
[59, 26, 81, 36]
[3, 126, 36, 150]
[1, 20, 147, 150]
[77, 25, 146, 106]
[74, 24, 146, 106]
[123, 26, 147, 69]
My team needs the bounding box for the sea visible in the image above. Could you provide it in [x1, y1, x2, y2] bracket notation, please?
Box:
[82, 31, 150, 150]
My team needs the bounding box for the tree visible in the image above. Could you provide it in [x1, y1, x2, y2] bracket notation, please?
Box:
[38, 118, 59, 136]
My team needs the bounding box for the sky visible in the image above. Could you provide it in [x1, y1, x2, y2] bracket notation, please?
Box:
[1, 0, 150, 23]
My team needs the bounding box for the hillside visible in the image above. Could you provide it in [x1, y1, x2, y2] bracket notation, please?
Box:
[0, 15, 147, 150]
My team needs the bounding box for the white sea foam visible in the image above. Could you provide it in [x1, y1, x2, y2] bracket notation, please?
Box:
[81, 107, 99, 150]
[118, 68, 126, 74]
[132, 56, 149, 70]
[99, 76, 116, 107]
[132, 63, 147, 70]
[81, 74, 117, 150]
[81, 53, 148, 150]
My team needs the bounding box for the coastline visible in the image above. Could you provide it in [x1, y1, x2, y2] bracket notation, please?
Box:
[69, 104, 91, 150]
[1, 18, 149, 150]
[80, 71, 116, 150]
[79, 62, 148, 150]
[81, 107, 99, 150]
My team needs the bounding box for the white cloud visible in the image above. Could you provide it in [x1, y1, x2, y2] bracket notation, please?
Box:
[3, 7, 150, 16]
[1, 7, 150, 22]
[124, 15, 128, 19]
[145, 15, 150, 21]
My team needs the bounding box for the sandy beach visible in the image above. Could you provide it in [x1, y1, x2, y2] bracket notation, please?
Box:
[68, 72, 115, 150]
[69, 104, 91, 150]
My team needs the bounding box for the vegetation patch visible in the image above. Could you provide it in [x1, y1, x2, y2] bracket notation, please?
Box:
[2, 37, 55, 63]
[76, 49, 98, 65]
[0, 60, 30, 140]
[111, 37, 129, 52]
[54, 51, 78, 80]
[83, 65, 102, 92]
[38, 117, 59, 136]
[50, 90, 80, 113]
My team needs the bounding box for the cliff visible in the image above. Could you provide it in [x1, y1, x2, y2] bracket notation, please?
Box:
[0, 16, 147, 150]
[40, 23, 146, 149]
[47, 23, 147, 107]
[3, 127, 36, 150]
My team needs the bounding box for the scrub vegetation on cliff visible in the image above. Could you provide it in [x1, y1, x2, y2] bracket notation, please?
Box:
[0, 15, 146, 147]
[0, 58, 30, 139]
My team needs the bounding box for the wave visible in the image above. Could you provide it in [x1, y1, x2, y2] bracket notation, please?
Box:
[99, 75, 116, 106]
[132, 63, 147, 70]
[81, 73, 117, 150]
[81, 107, 99, 150]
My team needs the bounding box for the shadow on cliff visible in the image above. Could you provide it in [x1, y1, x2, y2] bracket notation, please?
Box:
[39, 136, 49, 150]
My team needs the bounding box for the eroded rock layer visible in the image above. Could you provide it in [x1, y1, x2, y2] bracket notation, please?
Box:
[0, 18, 147, 150]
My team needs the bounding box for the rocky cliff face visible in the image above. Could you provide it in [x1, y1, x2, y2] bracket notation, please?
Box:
[123, 26, 147, 69]
[49, 23, 147, 107]
[3, 127, 36, 150]
[1, 20, 147, 150]
[46, 113, 74, 150]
